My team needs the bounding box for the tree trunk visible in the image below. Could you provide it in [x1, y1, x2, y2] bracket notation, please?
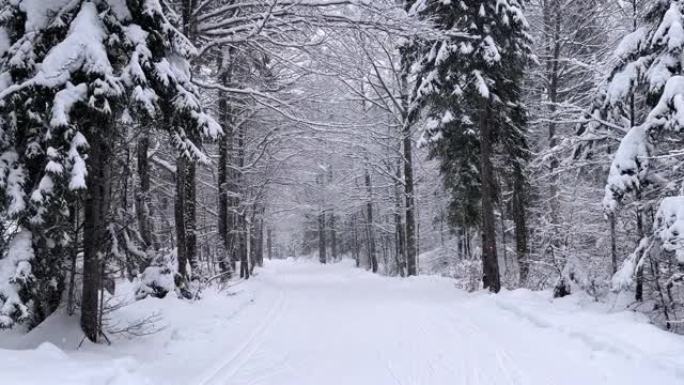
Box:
[226, 127, 237, 270]
[544, 0, 562, 264]
[176, 0, 197, 290]
[238, 214, 249, 279]
[394, 162, 406, 277]
[365, 168, 378, 273]
[635, 262, 644, 301]
[400, 70, 418, 276]
[249, 215, 257, 274]
[243, 218, 252, 277]
[512, 167, 529, 285]
[403, 134, 417, 276]
[609, 214, 618, 274]
[330, 213, 337, 261]
[136, 133, 157, 254]
[257, 213, 264, 267]
[318, 210, 327, 263]
[267, 227, 273, 260]
[217, 127, 229, 272]
[175, 156, 188, 281]
[81, 129, 111, 342]
[236, 120, 248, 278]
[480, 99, 501, 292]
[185, 154, 198, 276]
[217, 51, 234, 275]
[67, 201, 79, 316]
[352, 213, 360, 267]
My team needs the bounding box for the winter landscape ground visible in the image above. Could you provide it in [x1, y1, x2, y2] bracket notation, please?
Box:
[2, 258, 684, 385]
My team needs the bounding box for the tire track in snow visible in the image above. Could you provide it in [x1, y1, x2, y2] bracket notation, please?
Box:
[195, 288, 288, 385]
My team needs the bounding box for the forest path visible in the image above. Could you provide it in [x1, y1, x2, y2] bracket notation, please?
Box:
[194, 259, 684, 385]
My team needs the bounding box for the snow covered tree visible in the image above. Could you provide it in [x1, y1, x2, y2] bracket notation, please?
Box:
[0, 0, 219, 338]
[408, 0, 531, 291]
[602, 0, 684, 328]
[425, 103, 482, 252]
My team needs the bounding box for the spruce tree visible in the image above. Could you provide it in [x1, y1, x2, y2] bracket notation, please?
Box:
[408, 0, 531, 291]
[0, 0, 219, 337]
[602, 0, 684, 322]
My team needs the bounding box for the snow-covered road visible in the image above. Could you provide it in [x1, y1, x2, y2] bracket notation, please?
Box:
[2, 258, 684, 385]
[195, 259, 684, 385]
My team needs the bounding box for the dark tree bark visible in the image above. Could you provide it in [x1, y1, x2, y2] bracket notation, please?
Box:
[635, 191, 645, 301]
[512, 167, 529, 285]
[237, 124, 249, 279]
[635, 262, 644, 301]
[239, 215, 249, 279]
[267, 227, 273, 260]
[226, 124, 237, 269]
[217, 127, 230, 271]
[544, 0, 562, 230]
[136, 133, 158, 254]
[185, 149, 198, 276]
[398, 61, 418, 276]
[330, 213, 337, 261]
[403, 129, 417, 276]
[365, 168, 378, 273]
[352, 213, 360, 267]
[318, 210, 327, 264]
[217, 51, 235, 275]
[394, 160, 406, 277]
[176, 0, 193, 284]
[480, 99, 501, 292]
[249, 217, 257, 274]
[67, 201, 79, 316]
[81, 129, 111, 342]
[257, 212, 264, 267]
[175, 156, 188, 281]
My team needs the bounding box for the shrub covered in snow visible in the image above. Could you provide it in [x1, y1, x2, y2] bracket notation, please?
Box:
[135, 248, 176, 300]
[0, 228, 32, 327]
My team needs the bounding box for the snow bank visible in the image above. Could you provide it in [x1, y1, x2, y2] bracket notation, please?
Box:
[0, 276, 258, 384]
[490, 289, 684, 377]
[0, 342, 148, 385]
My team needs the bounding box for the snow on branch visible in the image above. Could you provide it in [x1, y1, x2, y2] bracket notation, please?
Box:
[655, 196, 684, 264]
[603, 125, 652, 213]
[0, 228, 33, 328]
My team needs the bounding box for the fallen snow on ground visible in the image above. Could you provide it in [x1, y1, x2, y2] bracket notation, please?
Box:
[2, 258, 684, 385]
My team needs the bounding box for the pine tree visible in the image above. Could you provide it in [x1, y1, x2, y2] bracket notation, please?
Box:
[408, 0, 531, 291]
[0, 0, 219, 337]
[428, 122, 482, 244]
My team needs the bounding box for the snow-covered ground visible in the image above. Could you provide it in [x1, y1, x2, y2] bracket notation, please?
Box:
[2, 258, 684, 385]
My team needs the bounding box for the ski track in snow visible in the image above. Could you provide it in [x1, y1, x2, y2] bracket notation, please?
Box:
[3, 258, 684, 385]
[196, 288, 288, 385]
[190, 260, 684, 385]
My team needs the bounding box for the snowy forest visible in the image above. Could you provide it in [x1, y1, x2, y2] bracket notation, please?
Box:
[1, 0, 684, 384]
